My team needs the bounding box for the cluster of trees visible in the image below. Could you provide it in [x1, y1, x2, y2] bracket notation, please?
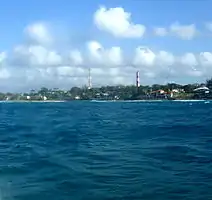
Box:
[0, 78, 212, 101]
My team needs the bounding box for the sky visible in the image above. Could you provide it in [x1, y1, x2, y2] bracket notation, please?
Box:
[1, 0, 212, 92]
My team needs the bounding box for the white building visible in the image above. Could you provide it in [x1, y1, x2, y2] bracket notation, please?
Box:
[43, 96, 47, 101]
[193, 86, 209, 92]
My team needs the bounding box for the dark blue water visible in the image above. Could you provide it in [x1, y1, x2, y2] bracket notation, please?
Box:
[0, 101, 212, 200]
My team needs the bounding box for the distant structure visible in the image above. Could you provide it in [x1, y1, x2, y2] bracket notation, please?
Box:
[136, 71, 140, 88]
[88, 68, 92, 89]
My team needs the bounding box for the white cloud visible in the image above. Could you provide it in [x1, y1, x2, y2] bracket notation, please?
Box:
[205, 22, 212, 32]
[133, 46, 156, 67]
[11, 45, 62, 67]
[133, 48, 177, 80]
[87, 41, 103, 62]
[70, 50, 83, 65]
[0, 52, 10, 80]
[144, 72, 156, 78]
[153, 27, 167, 36]
[169, 22, 197, 40]
[153, 22, 198, 40]
[133, 47, 174, 69]
[57, 66, 85, 77]
[187, 70, 203, 77]
[24, 22, 52, 45]
[0, 68, 10, 79]
[0, 52, 7, 64]
[199, 52, 212, 66]
[94, 6, 146, 38]
[179, 53, 202, 77]
[180, 53, 197, 66]
[87, 40, 123, 66]
[156, 51, 175, 66]
[0, 19, 212, 92]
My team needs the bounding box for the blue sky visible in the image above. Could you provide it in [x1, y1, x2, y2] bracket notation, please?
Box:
[0, 0, 212, 91]
[0, 0, 211, 52]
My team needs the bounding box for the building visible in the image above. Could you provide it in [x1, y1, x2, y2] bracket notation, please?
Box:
[193, 86, 210, 99]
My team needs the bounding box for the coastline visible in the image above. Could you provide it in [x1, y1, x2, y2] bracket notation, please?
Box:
[0, 99, 210, 103]
[91, 99, 210, 102]
[0, 100, 66, 103]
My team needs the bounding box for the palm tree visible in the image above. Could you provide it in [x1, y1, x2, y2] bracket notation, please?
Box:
[206, 78, 212, 90]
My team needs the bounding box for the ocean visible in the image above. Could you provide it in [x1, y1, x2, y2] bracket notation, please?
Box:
[0, 101, 212, 200]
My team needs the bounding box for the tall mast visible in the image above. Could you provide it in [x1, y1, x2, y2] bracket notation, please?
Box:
[88, 68, 92, 89]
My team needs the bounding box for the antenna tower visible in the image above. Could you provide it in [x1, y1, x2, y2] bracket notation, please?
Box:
[88, 68, 92, 89]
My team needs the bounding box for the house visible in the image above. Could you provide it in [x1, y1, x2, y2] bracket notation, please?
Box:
[151, 90, 165, 95]
[150, 90, 168, 99]
[75, 96, 80, 100]
[193, 86, 210, 99]
[193, 86, 209, 93]
[172, 89, 184, 93]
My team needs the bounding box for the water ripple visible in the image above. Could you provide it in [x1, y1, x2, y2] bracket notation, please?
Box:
[0, 101, 212, 199]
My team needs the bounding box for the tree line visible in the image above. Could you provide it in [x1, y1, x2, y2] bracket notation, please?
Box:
[0, 78, 212, 101]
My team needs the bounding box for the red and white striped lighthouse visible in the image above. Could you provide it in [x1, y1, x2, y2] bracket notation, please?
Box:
[136, 71, 140, 88]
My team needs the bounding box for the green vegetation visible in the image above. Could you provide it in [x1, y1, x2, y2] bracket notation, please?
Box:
[1, 78, 212, 101]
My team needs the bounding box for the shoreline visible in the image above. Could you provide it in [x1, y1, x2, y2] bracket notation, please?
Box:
[0, 99, 210, 103]
[0, 100, 66, 103]
[91, 99, 210, 102]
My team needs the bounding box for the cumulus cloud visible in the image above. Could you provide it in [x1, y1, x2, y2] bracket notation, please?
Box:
[153, 22, 198, 40]
[24, 22, 53, 45]
[94, 6, 199, 40]
[180, 53, 198, 66]
[93, 6, 146, 38]
[133, 47, 175, 68]
[10, 45, 62, 67]
[170, 22, 197, 40]
[70, 50, 83, 65]
[199, 52, 212, 66]
[0, 13, 211, 91]
[87, 41, 123, 66]
[153, 27, 168, 37]
[205, 22, 212, 32]
[133, 47, 156, 67]
[0, 52, 7, 63]
[0, 68, 10, 79]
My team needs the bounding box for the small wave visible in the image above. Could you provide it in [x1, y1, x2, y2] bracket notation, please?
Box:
[90, 100, 164, 103]
[0, 101, 212, 199]
[173, 100, 206, 102]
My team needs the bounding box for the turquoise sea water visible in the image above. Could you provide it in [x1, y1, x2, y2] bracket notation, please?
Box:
[0, 101, 212, 200]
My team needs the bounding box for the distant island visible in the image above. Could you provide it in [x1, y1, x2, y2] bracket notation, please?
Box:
[1, 78, 212, 101]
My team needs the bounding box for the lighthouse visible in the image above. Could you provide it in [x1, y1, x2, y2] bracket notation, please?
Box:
[136, 71, 140, 88]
